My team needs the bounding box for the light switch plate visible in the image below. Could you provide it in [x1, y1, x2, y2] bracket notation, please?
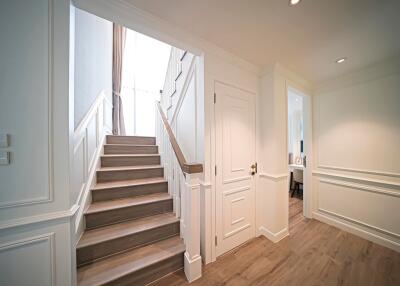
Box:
[0, 151, 10, 165]
[0, 133, 9, 148]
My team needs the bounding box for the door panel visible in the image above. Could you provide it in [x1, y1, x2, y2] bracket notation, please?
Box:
[215, 82, 256, 256]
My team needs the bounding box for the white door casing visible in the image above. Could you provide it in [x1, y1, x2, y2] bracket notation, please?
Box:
[215, 82, 256, 256]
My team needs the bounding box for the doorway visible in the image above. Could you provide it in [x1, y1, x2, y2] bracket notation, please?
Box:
[287, 87, 311, 229]
[214, 82, 256, 256]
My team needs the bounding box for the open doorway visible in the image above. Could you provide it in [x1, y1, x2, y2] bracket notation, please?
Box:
[287, 87, 310, 229]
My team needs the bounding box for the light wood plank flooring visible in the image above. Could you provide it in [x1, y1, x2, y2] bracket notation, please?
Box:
[152, 195, 400, 286]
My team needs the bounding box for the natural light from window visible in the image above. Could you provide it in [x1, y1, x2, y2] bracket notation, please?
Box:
[121, 29, 171, 136]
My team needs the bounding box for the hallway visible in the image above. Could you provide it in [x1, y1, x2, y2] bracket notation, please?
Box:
[153, 215, 400, 286]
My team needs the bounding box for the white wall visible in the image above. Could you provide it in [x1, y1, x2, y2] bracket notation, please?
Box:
[312, 58, 400, 252]
[257, 64, 312, 242]
[74, 8, 112, 128]
[0, 0, 74, 285]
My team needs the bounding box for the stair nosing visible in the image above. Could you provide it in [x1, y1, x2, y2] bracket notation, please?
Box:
[97, 165, 163, 172]
[104, 144, 158, 147]
[77, 213, 179, 249]
[77, 236, 185, 286]
[92, 177, 167, 191]
[101, 154, 160, 158]
[85, 193, 172, 215]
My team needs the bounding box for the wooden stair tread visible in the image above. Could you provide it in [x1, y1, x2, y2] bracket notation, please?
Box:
[92, 177, 167, 191]
[86, 193, 171, 214]
[77, 213, 179, 248]
[98, 165, 162, 172]
[101, 154, 160, 157]
[105, 144, 158, 147]
[77, 236, 185, 286]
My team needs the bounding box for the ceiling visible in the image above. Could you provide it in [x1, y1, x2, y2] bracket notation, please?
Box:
[124, 0, 400, 83]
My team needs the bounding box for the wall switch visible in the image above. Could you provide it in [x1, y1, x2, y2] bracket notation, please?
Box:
[0, 151, 10, 165]
[0, 133, 9, 148]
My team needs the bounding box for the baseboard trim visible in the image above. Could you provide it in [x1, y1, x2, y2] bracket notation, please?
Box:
[258, 226, 289, 243]
[184, 251, 202, 282]
[313, 211, 400, 253]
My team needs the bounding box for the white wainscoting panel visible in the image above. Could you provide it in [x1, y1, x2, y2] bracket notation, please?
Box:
[0, 233, 55, 286]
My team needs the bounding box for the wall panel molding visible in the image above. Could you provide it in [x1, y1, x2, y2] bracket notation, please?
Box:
[0, 233, 56, 285]
[317, 208, 400, 240]
[319, 178, 400, 198]
[318, 165, 400, 179]
[313, 170, 400, 189]
[313, 211, 400, 253]
[0, 0, 55, 209]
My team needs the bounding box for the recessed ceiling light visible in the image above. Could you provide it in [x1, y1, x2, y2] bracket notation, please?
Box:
[335, 57, 347, 64]
[289, 0, 302, 6]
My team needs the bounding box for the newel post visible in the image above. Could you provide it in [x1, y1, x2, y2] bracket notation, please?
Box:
[183, 172, 202, 282]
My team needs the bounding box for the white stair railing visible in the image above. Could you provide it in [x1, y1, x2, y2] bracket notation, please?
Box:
[155, 102, 202, 282]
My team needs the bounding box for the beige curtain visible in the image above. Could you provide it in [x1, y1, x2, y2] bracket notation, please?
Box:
[112, 23, 126, 135]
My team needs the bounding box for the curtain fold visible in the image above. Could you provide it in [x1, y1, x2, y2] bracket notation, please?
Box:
[112, 23, 126, 135]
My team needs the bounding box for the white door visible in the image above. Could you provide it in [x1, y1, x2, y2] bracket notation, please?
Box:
[215, 82, 256, 256]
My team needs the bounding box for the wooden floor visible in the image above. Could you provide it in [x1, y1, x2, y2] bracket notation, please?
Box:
[153, 193, 400, 286]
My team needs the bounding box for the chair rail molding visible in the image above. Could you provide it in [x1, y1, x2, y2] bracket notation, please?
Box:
[317, 165, 400, 179]
[259, 172, 289, 181]
[313, 170, 400, 189]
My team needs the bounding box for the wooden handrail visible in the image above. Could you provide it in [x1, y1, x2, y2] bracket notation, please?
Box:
[156, 102, 203, 174]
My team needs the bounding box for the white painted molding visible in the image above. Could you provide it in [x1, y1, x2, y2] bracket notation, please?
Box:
[0, 0, 55, 209]
[313, 211, 400, 253]
[318, 165, 400, 178]
[258, 226, 289, 243]
[199, 181, 212, 187]
[0, 232, 56, 285]
[0, 205, 79, 231]
[319, 178, 400, 198]
[313, 170, 400, 188]
[259, 172, 288, 181]
[318, 208, 400, 239]
[184, 252, 202, 283]
[170, 56, 196, 125]
[74, 133, 107, 234]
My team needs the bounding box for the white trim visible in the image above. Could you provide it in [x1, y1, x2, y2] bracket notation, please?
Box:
[0, 205, 79, 230]
[318, 165, 400, 178]
[0, 0, 54, 209]
[258, 226, 289, 243]
[318, 208, 400, 240]
[313, 211, 400, 253]
[259, 172, 288, 181]
[0, 233, 56, 286]
[74, 133, 107, 234]
[184, 251, 202, 283]
[319, 178, 400, 198]
[313, 170, 400, 188]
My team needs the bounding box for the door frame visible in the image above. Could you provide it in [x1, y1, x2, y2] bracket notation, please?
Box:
[212, 80, 257, 259]
[286, 86, 313, 220]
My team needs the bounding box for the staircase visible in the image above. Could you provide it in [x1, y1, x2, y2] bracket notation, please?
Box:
[77, 135, 185, 286]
